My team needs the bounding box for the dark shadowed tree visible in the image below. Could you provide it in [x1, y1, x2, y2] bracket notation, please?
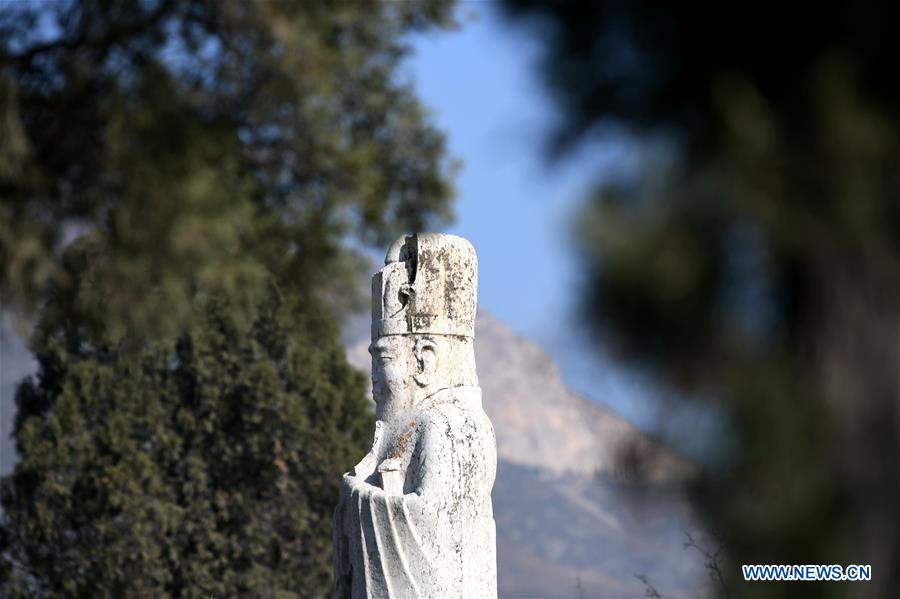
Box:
[2, 276, 372, 596]
[502, 1, 900, 597]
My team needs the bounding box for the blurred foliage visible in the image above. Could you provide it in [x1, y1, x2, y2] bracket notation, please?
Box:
[503, 1, 900, 597]
[0, 0, 457, 338]
[1, 284, 372, 596]
[0, 0, 457, 595]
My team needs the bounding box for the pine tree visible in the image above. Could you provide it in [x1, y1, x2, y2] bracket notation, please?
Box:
[1, 284, 371, 597]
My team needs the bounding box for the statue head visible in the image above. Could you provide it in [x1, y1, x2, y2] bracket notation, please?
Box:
[369, 234, 478, 421]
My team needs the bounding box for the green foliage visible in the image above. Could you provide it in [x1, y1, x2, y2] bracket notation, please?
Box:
[1, 286, 372, 597]
[504, 1, 900, 596]
[0, 0, 457, 336]
[0, 1, 459, 594]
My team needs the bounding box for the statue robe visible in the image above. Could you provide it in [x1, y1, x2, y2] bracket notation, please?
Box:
[333, 386, 497, 598]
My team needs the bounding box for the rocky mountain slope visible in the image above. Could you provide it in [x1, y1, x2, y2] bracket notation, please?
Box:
[346, 311, 708, 597]
[3, 308, 708, 597]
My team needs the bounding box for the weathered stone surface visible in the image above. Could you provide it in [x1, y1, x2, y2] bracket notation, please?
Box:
[333, 233, 497, 598]
[372, 233, 478, 340]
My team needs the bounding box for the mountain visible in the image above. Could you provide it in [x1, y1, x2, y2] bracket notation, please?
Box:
[346, 311, 709, 598]
[3, 308, 710, 597]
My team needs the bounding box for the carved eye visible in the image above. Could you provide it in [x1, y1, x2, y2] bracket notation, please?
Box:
[370, 346, 394, 362]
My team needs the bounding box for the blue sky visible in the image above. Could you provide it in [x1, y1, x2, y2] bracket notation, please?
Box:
[406, 7, 652, 422]
[405, 6, 728, 462]
[410, 7, 610, 338]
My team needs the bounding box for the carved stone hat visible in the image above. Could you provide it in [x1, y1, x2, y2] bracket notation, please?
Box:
[372, 233, 478, 340]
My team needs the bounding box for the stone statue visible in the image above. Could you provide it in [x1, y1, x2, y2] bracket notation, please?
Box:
[333, 233, 498, 598]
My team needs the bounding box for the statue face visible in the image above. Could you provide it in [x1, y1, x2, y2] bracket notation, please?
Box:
[369, 335, 415, 421]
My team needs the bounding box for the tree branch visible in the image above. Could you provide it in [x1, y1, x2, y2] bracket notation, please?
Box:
[9, 0, 176, 65]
